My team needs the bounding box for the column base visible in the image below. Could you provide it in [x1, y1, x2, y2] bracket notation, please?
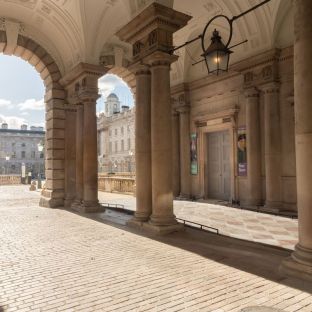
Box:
[280, 244, 312, 282]
[71, 200, 102, 213]
[263, 201, 282, 213]
[127, 218, 184, 235]
[149, 214, 178, 226]
[133, 211, 151, 222]
[64, 197, 75, 208]
[39, 196, 64, 208]
[240, 199, 262, 210]
[177, 193, 191, 200]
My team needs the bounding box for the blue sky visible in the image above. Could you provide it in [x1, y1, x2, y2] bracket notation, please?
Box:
[0, 54, 134, 129]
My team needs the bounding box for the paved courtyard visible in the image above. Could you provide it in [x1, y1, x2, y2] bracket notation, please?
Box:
[98, 192, 298, 250]
[1, 185, 312, 312]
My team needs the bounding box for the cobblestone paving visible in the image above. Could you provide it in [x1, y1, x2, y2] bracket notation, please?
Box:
[1, 185, 311, 312]
[98, 192, 298, 250]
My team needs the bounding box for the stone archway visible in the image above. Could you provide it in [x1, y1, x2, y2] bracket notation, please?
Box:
[0, 31, 66, 208]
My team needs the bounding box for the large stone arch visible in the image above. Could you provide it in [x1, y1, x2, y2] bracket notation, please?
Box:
[0, 31, 66, 208]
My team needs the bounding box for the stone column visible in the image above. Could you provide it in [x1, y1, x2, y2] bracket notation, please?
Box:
[262, 83, 282, 211]
[281, 0, 312, 281]
[146, 52, 180, 228]
[81, 95, 100, 211]
[116, 2, 191, 233]
[60, 63, 106, 213]
[244, 88, 262, 207]
[73, 104, 84, 208]
[64, 107, 77, 207]
[172, 108, 180, 198]
[177, 106, 191, 198]
[131, 65, 152, 222]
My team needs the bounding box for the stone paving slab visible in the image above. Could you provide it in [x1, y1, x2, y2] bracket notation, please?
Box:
[0, 186, 311, 312]
[98, 192, 298, 250]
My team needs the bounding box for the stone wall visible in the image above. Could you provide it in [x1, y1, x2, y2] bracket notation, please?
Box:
[0, 175, 21, 185]
[98, 175, 135, 194]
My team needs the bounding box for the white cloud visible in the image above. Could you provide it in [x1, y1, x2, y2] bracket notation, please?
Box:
[0, 114, 27, 129]
[98, 74, 128, 99]
[17, 98, 44, 111]
[0, 99, 12, 108]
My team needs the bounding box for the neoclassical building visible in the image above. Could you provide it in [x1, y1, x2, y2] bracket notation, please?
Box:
[0, 123, 45, 176]
[97, 93, 135, 173]
[1, 0, 312, 281]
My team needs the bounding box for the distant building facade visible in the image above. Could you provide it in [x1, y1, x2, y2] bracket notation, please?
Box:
[97, 93, 135, 173]
[0, 123, 45, 177]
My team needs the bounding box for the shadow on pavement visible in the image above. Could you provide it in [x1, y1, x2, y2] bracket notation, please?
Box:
[65, 207, 312, 295]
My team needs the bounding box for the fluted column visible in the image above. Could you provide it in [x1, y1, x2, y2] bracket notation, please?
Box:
[146, 52, 178, 226]
[132, 65, 152, 221]
[262, 83, 281, 210]
[244, 88, 262, 207]
[177, 106, 191, 198]
[172, 109, 180, 198]
[281, 0, 312, 281]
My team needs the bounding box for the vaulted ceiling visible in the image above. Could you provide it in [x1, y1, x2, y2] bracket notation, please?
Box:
[0, 0, 293, 84]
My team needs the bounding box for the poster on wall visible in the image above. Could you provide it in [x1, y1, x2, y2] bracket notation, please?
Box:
[190, 133, 198, 175]
[237, 127, 247, 176]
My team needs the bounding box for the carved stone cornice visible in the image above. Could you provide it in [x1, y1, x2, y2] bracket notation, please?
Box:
[116, 3, 191, 63]
[260, 82, 280, 94]
[128, 62, 150, 75]
[244, 87, 259, 98]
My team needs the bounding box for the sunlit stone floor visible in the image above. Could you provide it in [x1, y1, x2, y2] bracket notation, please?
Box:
[0, 185, 311, 312]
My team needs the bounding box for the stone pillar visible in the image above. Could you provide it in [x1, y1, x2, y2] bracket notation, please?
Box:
[60, 63, 106, 213]
[244, 88, 262, 207]
[64, 107, 77, 207]
[116, 2, 191, 233]
[172, 108, 180, 198]
[40, 92, 66, 208]
[81, 95, 100, 211]
[177, 106, 191, 198]
[262, 83, 282, 211]
[146, 52, 180, 227]
[281, 0, 312, 281]
[74, 104, 84, 207]
[131, 65, 152, 222]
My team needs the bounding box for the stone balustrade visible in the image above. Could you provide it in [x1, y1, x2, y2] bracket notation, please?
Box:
[98, 174, 135, 194]
[0, 175, 21, 185]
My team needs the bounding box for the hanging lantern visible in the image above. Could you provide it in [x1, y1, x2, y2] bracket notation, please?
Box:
[202, 29, 232, 75]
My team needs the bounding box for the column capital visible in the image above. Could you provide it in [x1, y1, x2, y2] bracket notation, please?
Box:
[176, 105, 190, 114]
[260, 82, 280, 94]
[128, 62, 151, 76]
[144, 51, 178, 67]
[244, 87, 259, 98]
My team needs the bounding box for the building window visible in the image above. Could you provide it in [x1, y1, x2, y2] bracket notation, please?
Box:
[115, 128, 117, 136]
[31, 151, 35, 159]
[128, 138, 131, 150]
[121, 140, 124, 151]
[11, 152, 16, 159]
[109, 142, 112, 153]
[115, 141, 118, 152]
[40, 153, 44, 159]
[109, 130, 112, 137]
[21, 143, 26, 147]
[21, 151, 26, 159]
[121, 126, 124, 135]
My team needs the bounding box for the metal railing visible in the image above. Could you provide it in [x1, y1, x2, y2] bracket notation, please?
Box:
[176, 218, 219, 234]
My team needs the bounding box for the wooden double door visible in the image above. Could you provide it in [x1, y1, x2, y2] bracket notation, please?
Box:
[206, 130, 231, 201]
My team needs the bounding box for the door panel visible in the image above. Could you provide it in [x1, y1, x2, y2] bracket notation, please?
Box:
[207, 131, 230, 200]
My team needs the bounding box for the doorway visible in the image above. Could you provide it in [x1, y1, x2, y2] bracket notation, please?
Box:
[206, 130, 231, 201]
